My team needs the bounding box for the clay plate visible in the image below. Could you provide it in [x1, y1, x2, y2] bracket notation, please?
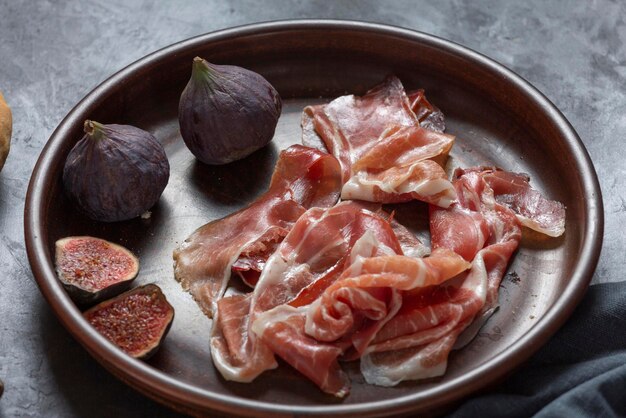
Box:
[24, 20, 603, 417]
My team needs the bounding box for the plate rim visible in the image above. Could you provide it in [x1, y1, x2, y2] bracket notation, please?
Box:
[24, 19, 604, 417]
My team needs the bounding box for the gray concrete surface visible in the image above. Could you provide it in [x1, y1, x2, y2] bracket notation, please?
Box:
[0, 0, 623, 416]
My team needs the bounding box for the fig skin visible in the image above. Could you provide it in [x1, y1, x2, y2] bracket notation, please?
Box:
[55, 236, 140, 306]
[178, 57, 282, 165]
[83, 284, 174, 359]
[63, 120, 170, 222]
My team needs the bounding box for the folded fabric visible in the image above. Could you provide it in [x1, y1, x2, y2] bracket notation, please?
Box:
[450, 281, 626, 418]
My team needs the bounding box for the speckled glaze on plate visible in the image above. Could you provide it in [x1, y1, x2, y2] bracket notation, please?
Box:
[24, 20, 603, 417]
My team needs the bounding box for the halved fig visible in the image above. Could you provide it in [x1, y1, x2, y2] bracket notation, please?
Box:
[55, 236, 139, 305]
[83, 284, 174, 359]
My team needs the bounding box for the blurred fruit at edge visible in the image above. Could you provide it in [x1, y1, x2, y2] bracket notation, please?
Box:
[0, 91, 12, 172]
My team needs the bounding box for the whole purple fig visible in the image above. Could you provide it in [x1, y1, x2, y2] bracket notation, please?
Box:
[63, 120, 170, 222]
[178, 57, 282, 164]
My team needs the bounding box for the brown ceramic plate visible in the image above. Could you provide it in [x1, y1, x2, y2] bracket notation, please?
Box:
[25, 20, 603, 417]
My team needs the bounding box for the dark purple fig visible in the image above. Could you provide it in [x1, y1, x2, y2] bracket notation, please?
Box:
[83, 284, 174, 359]
[178, 57, 282, 164]
[63, 120, 170, 222]
[55, 236, 140, 305]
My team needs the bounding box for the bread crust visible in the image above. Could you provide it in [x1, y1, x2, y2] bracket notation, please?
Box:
[0, 92, 12, 171]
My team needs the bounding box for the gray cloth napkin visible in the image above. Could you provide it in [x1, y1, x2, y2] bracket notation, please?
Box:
[450, 281, 626, 418]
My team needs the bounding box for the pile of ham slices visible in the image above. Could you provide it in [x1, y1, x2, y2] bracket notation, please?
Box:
[173, 76, 566, 397]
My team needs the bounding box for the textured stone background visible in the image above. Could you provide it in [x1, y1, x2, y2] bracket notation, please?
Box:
[0, 0, 623, 416]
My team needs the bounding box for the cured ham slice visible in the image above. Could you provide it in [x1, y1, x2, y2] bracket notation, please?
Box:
[341, 125, 455, 206]
[302, 76, 456, 207]
[252, 247, 470, 396]
[481, 168, 566, 237]
[246, 204, 463, 394]
[211, 291, 279, 381]
[251, 304, 351, 397]
[358, 167, 523, 386]
[212, 201, 420, 383]
[173, 145, 342, 317]
[302, 84, 446, 151]
[305, 249, 471, 347]
[302, 76, 417, 179]
[407, 89, 445, 133]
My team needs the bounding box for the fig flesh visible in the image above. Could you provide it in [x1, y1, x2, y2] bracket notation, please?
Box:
[83, 284, 174, 359]
[63, 120, 170, 222]
[178, 57, 282, 164]
[55, 236, 139, 305]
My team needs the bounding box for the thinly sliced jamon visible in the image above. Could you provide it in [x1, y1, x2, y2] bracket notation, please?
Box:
[341, 125, 455, 206]
[358, 167, 523, 386]
[173, 145, 342, 317]
[212, 201, 417, 383]
[252, 246, 470, 396]
[211, 291, 279, 381]
[407, 89, 445, 133]
[447, 167, 563, 344]
[251, 304, 351, 397]
[302, 84, 447, 151]
[481, 168, 566, 237]
[305, 248, 472, 347]
[301, 76, 456, 207]
[302, 76, 417, 178]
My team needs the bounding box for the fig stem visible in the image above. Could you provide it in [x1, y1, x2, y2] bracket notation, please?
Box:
[191, 57, 216, 85]
[84, 120, 106, 141]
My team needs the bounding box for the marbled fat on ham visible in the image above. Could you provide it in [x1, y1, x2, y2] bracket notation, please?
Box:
[172, 145, 342, 318]
[358, 167, 524, 386]
[244, 203, 469, 396]
[482, 168, 566, 237]
[302, 76, 456, 207]
[252, 244, 470, 396]
[213, 201, 424, 384]
[406, 89, 446, 133]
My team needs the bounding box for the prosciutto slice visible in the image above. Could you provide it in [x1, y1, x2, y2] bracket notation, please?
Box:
[249, 169, 548, 393]
[251, 304, 351, 396]
[341, 125, 455, 206]
[305, 249, 472, 348]
[302, 76, 456, 207]
[407, 89, 445, 133]
[243, 203, 465, 395]
[212, 201, 423, 383]
[481, 168, 566, 237]
[357, 167, 523, 386]
[252, 246, 470, 396]
[173, 145, 342, 317]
